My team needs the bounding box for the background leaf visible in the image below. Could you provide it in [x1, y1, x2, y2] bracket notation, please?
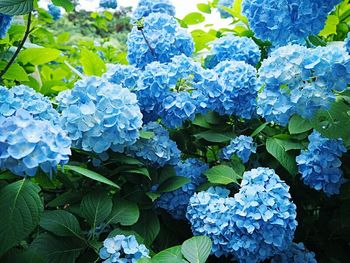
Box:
[80, 49, 106, 76]
[181, 236, 212, 263]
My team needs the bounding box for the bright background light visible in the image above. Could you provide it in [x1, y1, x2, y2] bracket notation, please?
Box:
[39, 0, 231, 29]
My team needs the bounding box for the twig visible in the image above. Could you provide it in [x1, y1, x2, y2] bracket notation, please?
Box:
[0, 12, 32, 79]
[140, 28, 156, 57]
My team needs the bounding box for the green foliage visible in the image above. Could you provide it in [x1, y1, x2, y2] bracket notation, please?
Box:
[205, 165, 241, 185]
[181, 236, 212, 263]
[0, 0, 34, 15]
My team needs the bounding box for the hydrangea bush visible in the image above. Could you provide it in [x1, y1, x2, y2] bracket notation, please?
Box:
[0, 0, 349, 262]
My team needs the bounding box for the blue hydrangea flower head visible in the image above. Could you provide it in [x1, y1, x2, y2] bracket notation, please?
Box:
[100, 0, 118, 9]
[57, 76, 143, 154]
[242, 0, 342, 47]
[48, 4, 62, 21]
[0, 13, 12, 38]
[229, 167, 298, 262]
[345, 32, 350, 54]
[257, 44, 350, 126]
[126, 122, 181, 167]
[296, 130, 346, 196]
[220, 135, 257, 163]
[217, 0, 233, 18]
[205, 34, 261, 68]
[271, 242, 317, 263]
[186, 186, 238, 257]
[0, 85, 60, 124]
[103, 64, 140, 90]
[0, 110, 71, 177]
[99, 235, 149, 263]
[132, 0, 175, 21]
[136, 55, 207, 123]
[200, 60, 259, 119]
[156, 158, 208, 220]
[127, 13, 194, 69]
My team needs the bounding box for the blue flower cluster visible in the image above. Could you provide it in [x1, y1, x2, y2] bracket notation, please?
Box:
[0, 85, 59, 124]
[220, 135, 257, 163]
[346, 32, 350, 54]
[99, 235, 149, 263]
[48, 4, 62, 21]
[156, 158, 208, 220]
[0, 110, 71, 177]
[205, 35, 261, 68]
[242, 0, 341, 47]
[127, 13, 194, 69]
[57, 76, 143, 154]
[0, 13, 12, 38]
[296, 131, 346, 196]
[135, 55, 207, 126]
[257, 44, 350, 126]
[99, 0, 118, 9]
[187, 167, 297, 262]
[126, 122, 181, 167]
[271, 242, 317, 263]
[132, 0, 175, 22]
[103, 64, 140, 90]
[202, 60, 259, 119]
[217, 0, 233, 18]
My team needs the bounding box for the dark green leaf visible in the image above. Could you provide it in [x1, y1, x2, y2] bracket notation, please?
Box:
[64, 165, 120, 189]
[266, 138, 298, 175]
[288, 115, 312, 134]
[52, 0, 74, 12]
[158, 176, 190, 193]
[251, 123, 268, 137]
[194, 130, 233, 143]
[205, 165, 241, 185]
[181, 236, 212, 263]
[107, 199, 139, 226]
[39, 210, 82, 238]
[80, 192, 112, 229]
[123, 167, 150, 179]
[133, 210, 160, 246]
[0, 179, 43, 257]
[0, 0, 33, 15]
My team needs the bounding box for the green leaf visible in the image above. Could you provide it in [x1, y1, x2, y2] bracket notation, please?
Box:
[194, 130, 233, 143]
[18, 48, 61, 65]
[80, 192, 112, 229]
[146, 192, 160, 202]
[182, 12, 205, 25]
[191, 29, 216, 52]
[271, 137, 305, 151]
[319, 15, 339, 37]
[181, 236, 212, 263]
[311, 99, 350, 146]
[1, 63, 29, 81]
[158, 176, 190, 193]
[288, 115, 312, 134]
[139, 130, 155, 139]
[133, 210, 160, 246]
[31, 233, 84, 263]
[52, 0, 74, 12]
[39, 210, 82, 239]
[0, 0, 33, 15]
[64, 165, 120, 189]
[0, 179, 43, 257]
[266, 138, 298, 175]
[123, 167, 150, 179]
[107, 199, 140, 226]
[251, 123, 268, 137]
[205, 165, 241, 185]
[152, 245, 183, 263]
[197, 3, 211, 14]
[80, 49, 106, 76]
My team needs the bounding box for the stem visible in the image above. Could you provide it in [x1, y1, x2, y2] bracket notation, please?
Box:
[140, 28, 156, 58]
[0, 12, 32, 79]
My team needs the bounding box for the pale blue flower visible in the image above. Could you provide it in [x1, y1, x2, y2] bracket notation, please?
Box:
[0, 110, 71, 177]
[220, 135, 257, 163]
[103, 64, 140, 90]
[271, 242, 317, 263]
[48, 4, 61, 21]
[132, 0, 175, 22]
[217, 0, 233, 18]
[100, 0, 118, 9]
[296, 131, 346, 196]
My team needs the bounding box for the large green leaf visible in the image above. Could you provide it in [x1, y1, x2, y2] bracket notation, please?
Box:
[0, 179, 43, 257]
[52, 0, 74, 12]
[133, 210, 160, 246]
[158, 176, 190, 193]
[18, 48, 61, 65]
[181, 236, 212, 263]
[80, 49, 106, 76]
[205, 165, 241, 185]
[0, 63, 29, 81]
[31, 233, 84, 263]
[288, 115, 312, 134]
[107, 199, 140, 226]
[182, 12, 205, 25]
[64, 165, 120, 189]
[39, 210, 82, 239]
[266, 138, 298, 175]
[194, 131, 233, 143]
[152, 245, 183, 263]
[80, 192, 112, 229]
[0, 0, 33, 15]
